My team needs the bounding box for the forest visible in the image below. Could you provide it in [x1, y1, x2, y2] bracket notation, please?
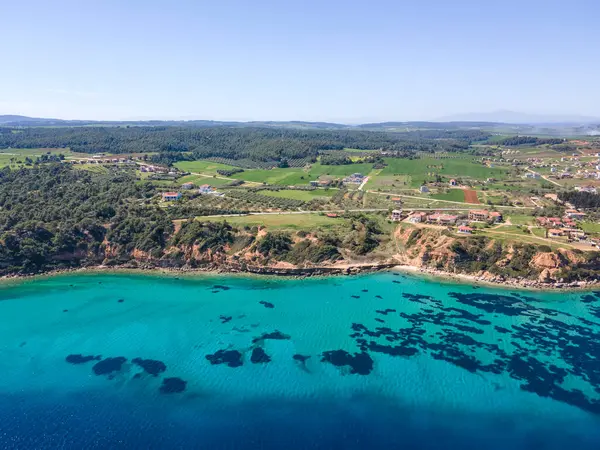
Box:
[0, 126, 490, 165]
[498, 136, 565, 146]
[559, 191, 600, 209]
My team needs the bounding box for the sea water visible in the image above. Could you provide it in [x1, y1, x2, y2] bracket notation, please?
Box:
[1, 272, 599, 449]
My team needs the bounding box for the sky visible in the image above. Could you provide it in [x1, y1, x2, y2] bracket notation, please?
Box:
[1, 0, 599, 122]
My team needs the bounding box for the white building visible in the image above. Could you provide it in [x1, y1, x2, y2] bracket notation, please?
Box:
[391, 210, 403, 221]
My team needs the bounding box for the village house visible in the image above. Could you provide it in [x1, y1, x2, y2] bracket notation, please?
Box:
[576, 185, 597, 194]
[198, 184, 214, 194]
[489, 211, 503, 223]
[326, 213, 338, 218]
[162, 192, 182, 201]
[390, 209, 403, 221]
[565, 209, 587, 220]
[449, 179, 457, 186]
[419, 185, 430, 193]
[407, 212, 427, 223]
[181, 182, 194, 190]
[439, 214, 458, 225]
[569, 230, 587, 240]
[343, 173, 365, 184]
[548, 229, 563, 238]
[523, 172, 541, 179]
[457, 225, 473, 234]
[468, 209, 489, 222]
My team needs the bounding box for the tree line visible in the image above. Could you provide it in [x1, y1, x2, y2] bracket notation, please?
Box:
[0, 126, 490, 165]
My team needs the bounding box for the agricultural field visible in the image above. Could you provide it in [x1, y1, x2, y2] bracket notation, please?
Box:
[235, 162, 374, 185]
[0, 148, 75, 167]
[201, 213, 346, 230]
[176, 174, 233, 187]
[507, 214, 535, 225]
[260, 189, 336, 201]
[580, 222, 600, 233]
[73, 164, 110, 174]
[364, 174, 412, 192]
[430, 189, 466, 202]
[174, 160, 240, 175]
[380, 157, 511, 186]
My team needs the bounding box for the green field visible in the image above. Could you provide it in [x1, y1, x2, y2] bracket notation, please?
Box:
[380, 157, 510, 186]
[430, 189, 465, 202]
[236, 162, 374, 185]
[0, 148, 76, 167]
[580, 222, 600, 233]
[73, 164, 110, 174]
[200, 213, 345, 230]
[261, 189, 337, 201]
[174, 160, 240, 175]
[507, 214, 534, 225]
[176, 174, 233, 187]
[364, 174, 412, 191]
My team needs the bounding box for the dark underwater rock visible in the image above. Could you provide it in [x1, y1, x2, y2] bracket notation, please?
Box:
[206, 350, 243, 367]
[252, 330, 291, 344]
[92, 357, 127, 375]
[250, 347, 271, 364]
[160, 377, 187, 394]
[321, 350, 373, 375]
[259, 300, 275, 309]
[132, 358, 167, 376]
[66, 354, 101, 364]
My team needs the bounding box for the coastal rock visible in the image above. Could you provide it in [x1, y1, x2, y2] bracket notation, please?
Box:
[539, 269, 553, 283]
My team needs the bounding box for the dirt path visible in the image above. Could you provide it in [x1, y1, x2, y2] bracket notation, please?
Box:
[526, 168, 561, 187]
[368, 190, 533, 209]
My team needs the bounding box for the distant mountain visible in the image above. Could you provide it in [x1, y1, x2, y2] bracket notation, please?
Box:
[1, 114, 599, 137]
[435, 110, 600, 124]
[0, 115, 348, 129]
[0, 115, 65, 125]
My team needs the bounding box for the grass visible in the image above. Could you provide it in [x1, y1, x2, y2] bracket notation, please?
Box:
[74, 164, 110, 174]
[260, 189, 336, 201]
[380, 157, 511, 186]
[0, 148, 75, 167]
[200, 213, 346, 230]
[495, 225, 531, 234]
[430, 189, 465, 202]
[176, 174, 233, 187]
[580, 222, 600, 233]
[174, 160, 240, 175]
[507, 214, 534, 225]
[236, 162, 375, 186]
[365, 174, 412, 191]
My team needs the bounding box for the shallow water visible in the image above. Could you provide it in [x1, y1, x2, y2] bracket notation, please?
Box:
[1, 272, 600, 449]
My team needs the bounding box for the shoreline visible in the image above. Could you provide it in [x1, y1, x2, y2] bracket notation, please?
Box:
[391, 265, 599, 291]
[0, 262, 597, 292]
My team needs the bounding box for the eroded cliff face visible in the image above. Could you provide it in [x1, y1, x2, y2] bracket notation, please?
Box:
[394, 226, 597, 284]
[96, 226, 597, 284]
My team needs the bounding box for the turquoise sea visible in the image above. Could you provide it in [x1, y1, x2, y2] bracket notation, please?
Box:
[1, 271, 600, 449]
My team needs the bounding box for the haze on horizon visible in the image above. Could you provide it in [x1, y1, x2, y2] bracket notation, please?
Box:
[1, 0, 599, 123]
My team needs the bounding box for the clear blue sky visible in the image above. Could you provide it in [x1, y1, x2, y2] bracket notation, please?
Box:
[1, 0, 598, 122]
